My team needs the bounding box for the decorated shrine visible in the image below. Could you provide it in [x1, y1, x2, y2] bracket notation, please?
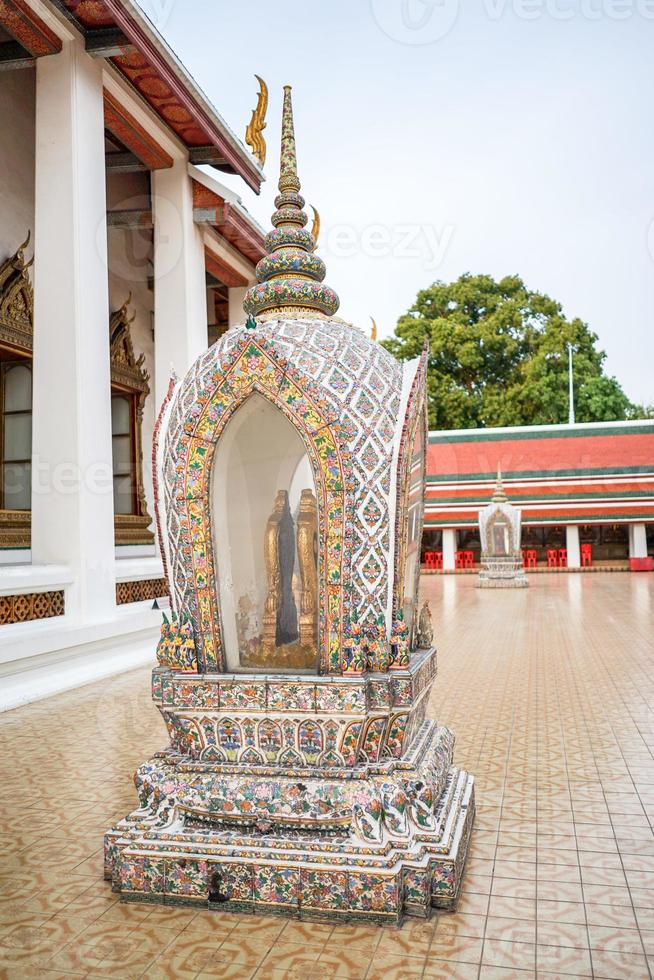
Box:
[478, 467, 528, 588]
[104, 87, 474, 924]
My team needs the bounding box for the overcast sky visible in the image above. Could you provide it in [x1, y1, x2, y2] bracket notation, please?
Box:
[139, 0, 654, 406]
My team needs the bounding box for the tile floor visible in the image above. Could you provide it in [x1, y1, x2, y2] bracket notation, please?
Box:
[0, 573, 652, 979]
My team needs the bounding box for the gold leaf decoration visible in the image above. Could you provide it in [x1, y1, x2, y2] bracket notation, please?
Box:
[245, 74, 268, 167]
[310, 205, 320, 245]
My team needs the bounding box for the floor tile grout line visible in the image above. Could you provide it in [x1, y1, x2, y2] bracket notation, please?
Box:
[563, 600, 648, 977]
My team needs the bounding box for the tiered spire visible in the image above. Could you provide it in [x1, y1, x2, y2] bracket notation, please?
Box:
[492, 463, 508, 503]
[243, 86, 339, 319]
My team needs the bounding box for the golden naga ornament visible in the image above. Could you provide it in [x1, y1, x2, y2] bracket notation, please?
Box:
[310, 204, 320, 245]
[0, 232, 34, 348]
[243, 86, 339, 318]
[370, 316, 378, 341]
[245, 74, 268, 166]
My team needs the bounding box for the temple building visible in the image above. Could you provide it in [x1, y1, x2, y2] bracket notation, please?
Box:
[0, 0, 266, 709]
[423, 420, 654, 572]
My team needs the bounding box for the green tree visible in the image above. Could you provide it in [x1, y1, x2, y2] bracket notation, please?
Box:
[382, 273, 638, 429]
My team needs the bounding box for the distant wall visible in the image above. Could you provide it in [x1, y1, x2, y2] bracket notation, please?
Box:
[0, 68, 35, 261]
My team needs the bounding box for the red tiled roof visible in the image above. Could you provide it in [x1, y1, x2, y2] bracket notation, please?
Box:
[425, 423, 654, 527]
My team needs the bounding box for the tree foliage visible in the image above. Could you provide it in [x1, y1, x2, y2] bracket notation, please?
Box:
[382, 273, 640, 430]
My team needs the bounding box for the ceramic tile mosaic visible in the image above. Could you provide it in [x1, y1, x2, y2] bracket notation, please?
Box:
[159, 321, 425, 669]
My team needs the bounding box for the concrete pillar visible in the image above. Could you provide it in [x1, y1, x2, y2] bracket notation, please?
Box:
[629, 523, 648, 559]
[228, 286, 248, 328]
[152, 162, 208, 409]
[32, 41, 115, 621]
[566, 525, 581, 569]
[442, 528, 457, 571]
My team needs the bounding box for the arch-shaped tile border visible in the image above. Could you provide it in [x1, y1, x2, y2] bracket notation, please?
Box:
[393, 351, 429, 624]
[165, 338, 349, 673]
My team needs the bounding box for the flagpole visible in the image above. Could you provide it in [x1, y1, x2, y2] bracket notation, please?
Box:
[568, 343, 575, 425]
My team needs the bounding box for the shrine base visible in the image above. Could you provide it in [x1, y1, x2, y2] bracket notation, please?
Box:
[104, 720, 474, 925]
[478, 555, 529, 588]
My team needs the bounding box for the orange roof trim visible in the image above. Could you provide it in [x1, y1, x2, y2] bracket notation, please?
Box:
[103, 88, 173, 170]
[58, 0, 262, 192]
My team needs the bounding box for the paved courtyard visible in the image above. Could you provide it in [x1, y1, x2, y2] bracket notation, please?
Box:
[0, 573, 653, 979]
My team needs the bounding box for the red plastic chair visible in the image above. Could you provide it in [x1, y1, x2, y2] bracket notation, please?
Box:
[522, 549, 529, 568]
[424, 551, 436, 568]
[455, 551, 465, 570]
[558, 548, 568, 568]
[434, 551, 443, 569]
[526, 549, 537, 568]
[546, 549, 558, 568]
[581, 544, 592, 568]
[464, 550, 474, 569]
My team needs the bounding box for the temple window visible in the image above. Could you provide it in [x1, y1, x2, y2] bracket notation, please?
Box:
[0, 360, 32, 512]
[211, 393, 319, 673]
[111, 393, 137, 515]
[109, 298, 154, 545]
[0, 237, 34, 549]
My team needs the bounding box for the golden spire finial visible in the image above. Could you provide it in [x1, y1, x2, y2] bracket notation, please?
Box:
[245, 74, 268, 167]
[492, 462, 507, 503]
[370, 316, 378, 341]
[243, 86, 339, 320]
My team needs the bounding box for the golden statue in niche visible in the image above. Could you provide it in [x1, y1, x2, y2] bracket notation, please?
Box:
[297, 489, 318, 647]
[262, 490, 298, 649]
[240, 488, 318, 671]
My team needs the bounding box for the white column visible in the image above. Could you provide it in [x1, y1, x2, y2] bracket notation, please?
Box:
[228, 286, 248, 328]
[152, 162, 208, 409]
[629, 523, 648, 559]
[442, 529, 457, 571]
[32, 41, 115, 621]
[566, 525, 581, 569]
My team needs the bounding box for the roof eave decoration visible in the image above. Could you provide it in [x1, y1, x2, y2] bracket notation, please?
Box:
[191, 179, 266, 265]
[0, 0, 62, 59]
[205, 248, 248, 289]
[245, 74, 268, 167]
[0, 233, 33, 353]
[55, 0, 263, 193]
[103, 88, 173, 170]
[109, 294, 149, 394]
[243, 86, 339, 320]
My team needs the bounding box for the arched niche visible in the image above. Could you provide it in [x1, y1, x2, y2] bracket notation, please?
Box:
[211, 392, 319, 673]
[484, 510, 517, 557]
[164, 337, 347, 674]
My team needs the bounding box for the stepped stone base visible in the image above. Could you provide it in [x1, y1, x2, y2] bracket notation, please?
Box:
[478, 555, 529, 588]
[104, 719, 474, 925]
